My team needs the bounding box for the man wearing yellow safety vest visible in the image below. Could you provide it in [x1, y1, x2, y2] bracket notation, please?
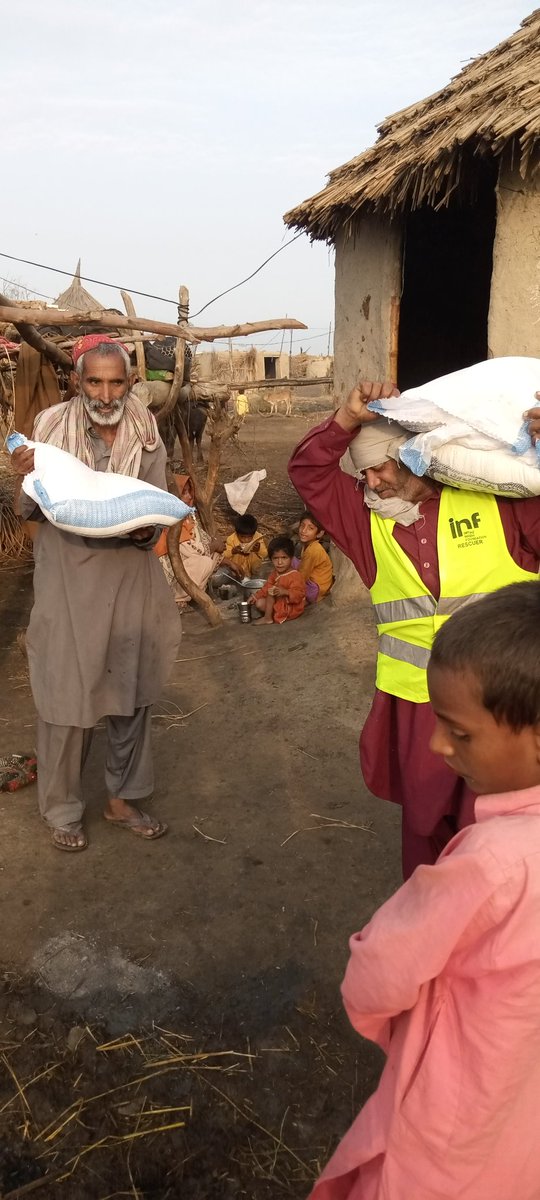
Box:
[289, 381, 540, 877]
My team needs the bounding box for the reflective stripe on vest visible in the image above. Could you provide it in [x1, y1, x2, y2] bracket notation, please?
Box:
[373, 593, 493, 623]
[369, 489, 538, 703]
[378, 633, 431, 670]
[436, 593, 490, 616]
[372, 595, 436, 623]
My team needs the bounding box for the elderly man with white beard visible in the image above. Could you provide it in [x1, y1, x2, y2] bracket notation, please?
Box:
[11, 334, 180, 852]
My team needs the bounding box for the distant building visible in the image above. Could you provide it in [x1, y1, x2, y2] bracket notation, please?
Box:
[194, 348, 332, 389]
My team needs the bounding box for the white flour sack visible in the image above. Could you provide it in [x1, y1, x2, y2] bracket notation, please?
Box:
[7, 433, 194, 537]
[368, 357, 540, 497]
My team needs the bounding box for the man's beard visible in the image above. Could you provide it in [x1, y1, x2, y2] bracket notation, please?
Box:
[82, 391, 127, 427]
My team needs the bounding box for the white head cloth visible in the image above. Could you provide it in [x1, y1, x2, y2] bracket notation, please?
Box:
[349, 418, 421, 527]
[349, 417, 409, 471]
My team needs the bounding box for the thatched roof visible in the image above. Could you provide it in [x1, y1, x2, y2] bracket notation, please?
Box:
[284, 10, 540, 241]
[54, 260, 104, 311]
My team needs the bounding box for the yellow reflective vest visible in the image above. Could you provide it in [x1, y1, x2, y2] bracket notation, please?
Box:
[370, 488, 538, 703]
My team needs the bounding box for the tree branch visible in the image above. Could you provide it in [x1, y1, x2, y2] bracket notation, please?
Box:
[0, 307, 307, 343]
[166, 523, 222, 628]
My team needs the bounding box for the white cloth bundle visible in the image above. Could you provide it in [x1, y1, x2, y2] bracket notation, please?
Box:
[368, 357, 540, 497]
[224, 469, 267, 515]
[7, 433, 193, 537]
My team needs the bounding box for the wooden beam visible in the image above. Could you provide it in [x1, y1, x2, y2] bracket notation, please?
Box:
[0, 293, 72, 368]
[389, 295, 400, 384]
[0, 307, 307, 344]
[227, 375, 333, 390]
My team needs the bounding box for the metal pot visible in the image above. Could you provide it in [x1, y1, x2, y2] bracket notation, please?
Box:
[238, 577, 266, 593]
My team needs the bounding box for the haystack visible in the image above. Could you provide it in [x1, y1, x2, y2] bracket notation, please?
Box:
[54, 260, 105, 311]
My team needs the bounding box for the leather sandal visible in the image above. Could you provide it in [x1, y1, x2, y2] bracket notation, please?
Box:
[51, 823, 88, 852]
[104, 807, 168, 840]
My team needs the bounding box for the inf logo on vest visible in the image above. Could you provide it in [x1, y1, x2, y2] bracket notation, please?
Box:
[449, 513, 481, 539]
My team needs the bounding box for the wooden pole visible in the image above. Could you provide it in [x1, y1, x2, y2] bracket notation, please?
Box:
[0, 307, 307, 344]
[121, 291, 146, 380]
[154, 285, 190, 427]
[203, 405, 241, 518]
[172, 283, 189, 397]
[391, 295, 398, 384]
[166, 318, 224, 628]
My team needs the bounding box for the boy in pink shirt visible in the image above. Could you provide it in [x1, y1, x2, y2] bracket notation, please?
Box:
[311, 580, 540, 1200]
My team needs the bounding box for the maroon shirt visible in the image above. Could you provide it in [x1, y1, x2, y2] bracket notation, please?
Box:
[288, 417, 540, 876]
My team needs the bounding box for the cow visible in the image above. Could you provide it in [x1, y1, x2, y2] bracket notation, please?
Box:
[267, 388, 293, 417]
[132, 379, 230, 464]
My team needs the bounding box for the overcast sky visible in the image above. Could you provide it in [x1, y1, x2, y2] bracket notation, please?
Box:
[2, 0, 530, 353]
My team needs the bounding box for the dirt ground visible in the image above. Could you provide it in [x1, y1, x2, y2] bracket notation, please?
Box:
[0, 413, 400, 1198]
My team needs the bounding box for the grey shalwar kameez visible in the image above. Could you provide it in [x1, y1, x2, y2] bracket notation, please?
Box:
[20, 429, 180, 830]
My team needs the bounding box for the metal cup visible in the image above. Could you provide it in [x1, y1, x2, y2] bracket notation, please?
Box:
[238, 600, 252, 623]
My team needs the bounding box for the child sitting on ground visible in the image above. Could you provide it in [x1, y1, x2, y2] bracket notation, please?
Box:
[222, 513, 268, 579]
[295, 510, 333, 603]
[249, 536, 306, 625]
[310, 580, 540, 1200]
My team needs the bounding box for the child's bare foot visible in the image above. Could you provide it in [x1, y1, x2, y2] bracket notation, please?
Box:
[254, 616, 274, 625]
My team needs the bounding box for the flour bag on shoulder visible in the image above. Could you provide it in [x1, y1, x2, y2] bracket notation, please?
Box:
[366, 357, 540, 497]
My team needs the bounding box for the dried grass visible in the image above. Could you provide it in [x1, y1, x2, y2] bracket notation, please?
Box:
[285, 10, 540, 236]
[0, 1022, 319, 1197]
[151, 699, 209, 730]
[281, 812, 375, 848]
[0, 472, 33, 569]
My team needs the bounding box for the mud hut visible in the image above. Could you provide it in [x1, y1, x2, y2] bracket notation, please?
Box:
[284, 10, 540, 401]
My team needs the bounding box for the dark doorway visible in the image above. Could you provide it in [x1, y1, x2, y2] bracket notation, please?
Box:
[397, 159, 498, 390]
[264, 356, 278, 380]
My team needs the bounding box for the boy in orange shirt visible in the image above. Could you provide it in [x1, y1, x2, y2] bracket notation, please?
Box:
[222, 513, 268, 579]
[249, 537, 306, 625]
[296, 511, 333, 603]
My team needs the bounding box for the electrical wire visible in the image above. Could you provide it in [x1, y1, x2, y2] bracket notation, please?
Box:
[0, 232, 306, 318]
[189, 233, 304, 317]
[0, 252, 176, 306]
